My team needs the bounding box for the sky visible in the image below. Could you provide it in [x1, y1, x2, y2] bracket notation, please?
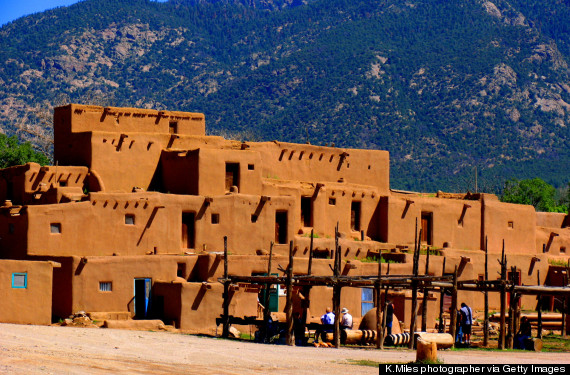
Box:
[0, 0, 168, 27]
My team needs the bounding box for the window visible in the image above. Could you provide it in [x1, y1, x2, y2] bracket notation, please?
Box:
[508, 221, 514, 229]
[421, 212, 433, 245]
[329, 198, 336, 205]
[361, 288, 374, 316]
[125, 214, 135, 225]
[99, 282, 112, 292]
[169, 121, 178, 134]
[12, 273, 27, 289]
[561, 247, 567, 254]
[211, 213, 220, 224]
[248, 164, 255, 170]
[50, 223, 61, 234]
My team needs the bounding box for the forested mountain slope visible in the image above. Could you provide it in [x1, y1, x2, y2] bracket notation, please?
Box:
[0, 0, 569, 192]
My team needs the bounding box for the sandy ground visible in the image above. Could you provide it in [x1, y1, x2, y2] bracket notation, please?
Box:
[0, 324, 569, 374]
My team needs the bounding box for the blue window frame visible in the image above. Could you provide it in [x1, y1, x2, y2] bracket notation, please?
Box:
[12, 273, 27, 289]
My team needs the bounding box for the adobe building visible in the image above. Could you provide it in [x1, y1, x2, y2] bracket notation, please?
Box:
[0, 103, 568, 334]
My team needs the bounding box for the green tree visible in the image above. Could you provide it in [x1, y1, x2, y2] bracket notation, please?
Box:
[0, 134, 50, 169]
[501, 178, 568, 213]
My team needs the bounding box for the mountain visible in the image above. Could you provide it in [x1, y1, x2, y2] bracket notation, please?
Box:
[0, 0, 569, 192]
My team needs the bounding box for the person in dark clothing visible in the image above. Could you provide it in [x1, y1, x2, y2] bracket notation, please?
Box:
[293, 312, 306, 346]
[515, 317, 532, 350]
[460, 303, 472, 345]
[385, 301, 394, 336]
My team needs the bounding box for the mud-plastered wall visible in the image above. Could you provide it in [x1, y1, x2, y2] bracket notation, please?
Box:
[0, 259, 54, 325]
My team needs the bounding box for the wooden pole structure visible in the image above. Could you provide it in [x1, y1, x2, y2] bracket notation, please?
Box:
[438, 257, 446, 333]
[537, 270, 542, 339]
[222, 236, 230, 338]
[263, 241, 274, 343]
[450, 265, 458, 348]
[381, 285, 389, 350]
[301, 230, 314, 345]
[483, 236, 489, 347]
[507, 266, 517, 349]
[421, 245, 431, 332]
[498, 242, 507, 350]
[332, 224, 341, 348]
[285, 241, 294, 346]
[562, 268, 568, 338]
[409, 226, 421, 349]
[376, 252, 383, 349]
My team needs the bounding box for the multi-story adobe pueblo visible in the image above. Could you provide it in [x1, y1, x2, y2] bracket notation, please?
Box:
[0, 104, 568, 335]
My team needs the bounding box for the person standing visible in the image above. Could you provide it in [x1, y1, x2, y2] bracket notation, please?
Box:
[460, 302, 473, 345]
[385, 301, 394, 336]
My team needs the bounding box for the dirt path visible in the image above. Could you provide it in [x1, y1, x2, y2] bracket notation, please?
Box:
[0, 324, 568, 374]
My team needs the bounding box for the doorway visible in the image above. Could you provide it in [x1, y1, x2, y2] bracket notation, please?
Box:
[134, 278, 152, 319]
[182, 212, 195, 249]
[275, 211, 288, 244]
[421, 212, 433, 245]
[225, 163, 240, 192]
[301, 197, 312, 227]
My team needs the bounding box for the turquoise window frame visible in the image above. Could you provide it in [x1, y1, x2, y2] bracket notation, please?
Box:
[11, 273, 27, 289]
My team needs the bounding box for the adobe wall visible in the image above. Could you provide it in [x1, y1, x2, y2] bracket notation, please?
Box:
[536, 226, 570, 256]
[54, 104, 205, 139]
[161, 148, 263, 196]
[66, 255, 199, 316]
[382, 195, 482, 250]
[536, 212, 568, 228]
[246, 142, 390, 194]
[0, 259, 54, 325]
[21, 192, 303, 257]
[483, 199, 537, 254]
[0, 163, 88, 206]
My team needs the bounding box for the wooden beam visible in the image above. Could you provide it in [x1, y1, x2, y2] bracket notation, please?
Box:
[484, 236, 489, 347]
[222, 236, 230, 338]
[286, 241, 294, 346]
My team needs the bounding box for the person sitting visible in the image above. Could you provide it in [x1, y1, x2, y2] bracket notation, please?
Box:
[340, 307, 353, 345]
[314, 307, 335, 343]
[514, 317, 532, 350]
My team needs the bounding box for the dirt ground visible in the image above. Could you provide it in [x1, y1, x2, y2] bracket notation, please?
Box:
[0, 324, 568, 374]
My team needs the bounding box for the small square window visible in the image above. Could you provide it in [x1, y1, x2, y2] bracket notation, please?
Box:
[211, 213, 220, 224]
[329, 198, 336, 205]
[59, 180, 67, 187]
[561, 247, 567, 254]
[12, 273, 27, 289]
[508, 221, 514, 229]
[248, 164, 255, 170]
[50, 223, 61, 234]
[125, 214, 135, 225]
[99, 281, 112, 292]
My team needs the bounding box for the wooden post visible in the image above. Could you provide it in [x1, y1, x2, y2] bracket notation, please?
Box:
[222, 236, 230, 338]
[537, 270, 542, 339]
[381, 285, 389, 350]
[285, 241, 294, 346]
[499, 243, 507, 350]
[483, 236, 489, 347]
[376, 252, 383, 349]
[301, 230, 314, 345]
[438, 257, 446, 333]
[562, 269, 568, 338]
[421, 245, 431, 332]
[263, 241, 274, 343]
[450, 265, 458, 348]
[333, 241, 341, 348]
[409, 227, 421, 349]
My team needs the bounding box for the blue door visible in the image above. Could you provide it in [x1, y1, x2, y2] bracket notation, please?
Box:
[134, 278, 152, 318]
